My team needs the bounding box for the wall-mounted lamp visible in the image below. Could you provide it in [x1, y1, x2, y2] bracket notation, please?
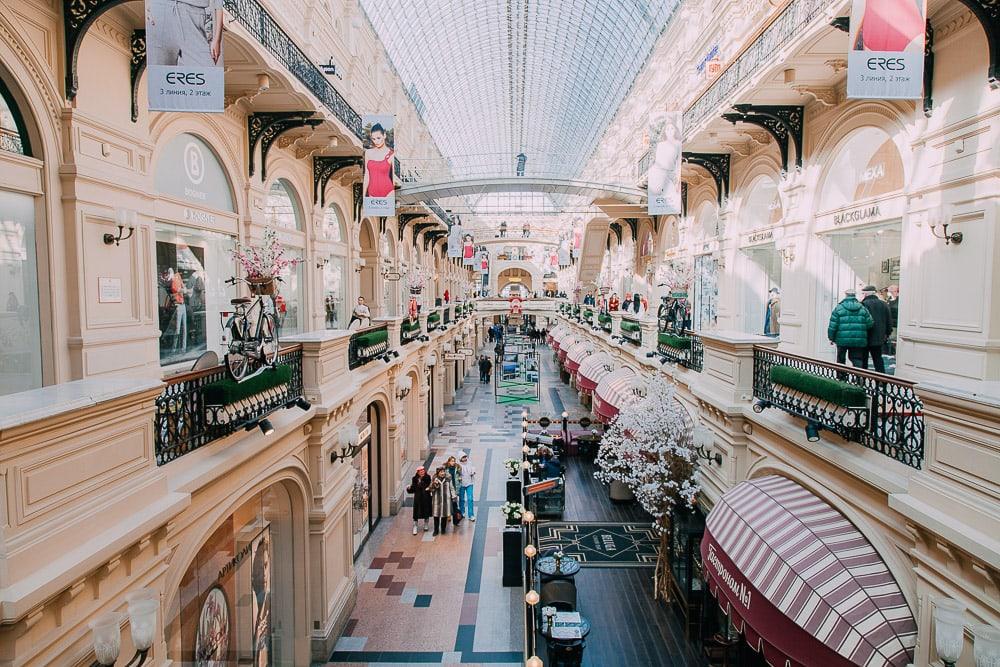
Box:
[932, 599, 1000, 666]
[316, 258, 330, 269]
[929, 211, 963, 246]
[353, 258, 366, 273]
[396, 374, 413, 400]
[692, 425, 722, 466]
[88, 588, 158, 666]
[330, 424, 362, 463]
[105, 209, 136, 246]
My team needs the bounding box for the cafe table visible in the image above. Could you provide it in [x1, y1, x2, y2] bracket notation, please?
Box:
[536, 554, 581, 583]
[540, 611, 591, 642]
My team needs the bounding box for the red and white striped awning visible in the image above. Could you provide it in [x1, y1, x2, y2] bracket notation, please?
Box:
[557, 336, 579, 362]
[593, 368, 644, 423]
[549, 326, 571, 350]
[577, 352, 613, 393]
[564, 339, 594, 373]
[702, 475, 917, 667]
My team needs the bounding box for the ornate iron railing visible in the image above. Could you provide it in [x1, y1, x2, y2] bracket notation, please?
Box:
[348, 324, 390, 369]
[653, 331, 704, 372]
[598, 313, 612, 333]
[636, 149, 652, 180]
[154, 345, 304, 465]
[443, 307, 451, 325]
[684, 0, 829, 136]
[752, 347, 924, 469]
[224, 0, 363, 140]
[0, 127, 24, 155]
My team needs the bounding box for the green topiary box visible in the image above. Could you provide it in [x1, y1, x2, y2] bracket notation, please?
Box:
[657, 333, 692, 350]
[427, 312, 441, 325]
[620, 319, 641, 333]
[769, 365, 867, 408]
[204, 364, 292, 406]
[353, 327, 389, 349]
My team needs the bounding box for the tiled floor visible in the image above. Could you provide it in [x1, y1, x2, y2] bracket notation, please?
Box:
[324, 342, 702, 667]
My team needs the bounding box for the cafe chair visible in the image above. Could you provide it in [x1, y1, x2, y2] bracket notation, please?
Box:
[547, 638, 585, 667]
[540, 579, 577, 612]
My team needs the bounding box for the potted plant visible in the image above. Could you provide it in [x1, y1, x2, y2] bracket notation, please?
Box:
[503, 458, 521, 478]
[232, 227, 302, 295]
[501, 501, 524, 526]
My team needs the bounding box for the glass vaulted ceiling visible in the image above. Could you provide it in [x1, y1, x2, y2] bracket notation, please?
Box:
[360, 0, 679, 181]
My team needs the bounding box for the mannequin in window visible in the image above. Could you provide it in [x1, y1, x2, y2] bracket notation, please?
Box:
[764, 287, 781, 337]
[165, 267, 188, 352]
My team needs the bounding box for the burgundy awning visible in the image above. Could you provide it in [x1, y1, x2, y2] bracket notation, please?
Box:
[550, 326, 571, 351]
[702, 476, 916, 667]
[592, 368, 641, 423]
[564, 340, 593, 374]
[557, 337, 578, 363]
[577, 352, 612, 393]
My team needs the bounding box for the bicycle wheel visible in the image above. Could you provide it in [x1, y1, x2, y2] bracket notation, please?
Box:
[224, 316, 250, 381]
[261, 313, 279, 366]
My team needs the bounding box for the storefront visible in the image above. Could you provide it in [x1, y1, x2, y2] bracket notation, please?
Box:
[665, 504, 706, 640]
[563, 339, 593, 386]
[576, 351, 612, 411]
[172, 484, 297, 665]
[0, 76, 44, 397]
[738, 175, 783, 336]
[153, 132, 238, 369]
[321, 203, 350, 329]
[700, 475, 916, 667]
[264, 179, 306, 336]
[592, 367, 642, 424]
[812, 126, 906, 372]
[351, 405, 383, 559]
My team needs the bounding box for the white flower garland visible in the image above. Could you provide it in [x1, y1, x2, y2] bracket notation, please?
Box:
[594, 375, 699, 531]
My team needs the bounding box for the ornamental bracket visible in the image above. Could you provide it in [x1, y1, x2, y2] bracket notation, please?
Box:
[313, 156, 363, 206]
[681, 152, 731, 205]
[248, 112, 322, 179]
[608, 222, 623, 245]
[63, 0, 130, 99]
[729, 104, 804, 170]
[129, 30, 146, 123]
[412, 222, 438, 247]
[397, 213, 428, 243]
[623, 218, 639, 242]
[681, 182, 688, 218]
[955, 0, 1000, 88]
[423, 230, 448, 252]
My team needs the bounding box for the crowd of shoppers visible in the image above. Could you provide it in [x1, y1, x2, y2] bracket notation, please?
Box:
[407, 452, 476, 535]
[827, 285, 894, 373]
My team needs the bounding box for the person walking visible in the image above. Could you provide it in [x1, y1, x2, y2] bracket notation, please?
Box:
[827, 288, 873, 368]
[406, 466, 432, 534]
[484, 355, 493, 384]
[478, 355, 488, 383]
[457, 452, 477, 522]
[429, 466, 457, 535]
[861, 285, 892, 373]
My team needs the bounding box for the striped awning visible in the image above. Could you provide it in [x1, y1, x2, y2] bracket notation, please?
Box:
[593, 368, 644, 422]
[577, 352, 613, 393]
[702, 476, 917, 667]
[550, 326, 572, 350]
[546, 324, 566, 345]
[557, 336, 579, 362]
[564, 339, 594, 373]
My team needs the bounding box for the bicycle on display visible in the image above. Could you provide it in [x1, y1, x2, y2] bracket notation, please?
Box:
[223, 276, 281, 382]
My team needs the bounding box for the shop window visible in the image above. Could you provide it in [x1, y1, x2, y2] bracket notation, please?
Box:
[173, 485, 295, 665]
[693, 254, 718, 331]
[741, 245, 782, 336]
[156, 224, 236, 367]
[323, 203, 346, 242]
[323, 256, 347, 329]
[0, 80, 30, 156]
[275, 256, 304, 335]
[0, 191, 42, 396]
[742, 176, 781, 229]
[818, 127, 904, 212]
[265, 179, 303, 231]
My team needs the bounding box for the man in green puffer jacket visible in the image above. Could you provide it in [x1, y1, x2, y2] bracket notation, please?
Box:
[827, 289, 873, 368]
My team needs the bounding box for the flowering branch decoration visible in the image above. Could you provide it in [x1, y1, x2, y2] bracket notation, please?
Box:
[656, 258, 693, 296]
[232, 227, 301, 280]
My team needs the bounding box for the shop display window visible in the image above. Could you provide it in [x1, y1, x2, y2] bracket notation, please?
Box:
[323, 203, 346, 242]
[693, 254, 718, 331]
[265, 179, 303, 231]
[0, 190, 42, 396]
[741, 245, 782, 336]
[323, 256, 347, 329]
[275, 257, 304, 336]
[155, 224, 236, 367]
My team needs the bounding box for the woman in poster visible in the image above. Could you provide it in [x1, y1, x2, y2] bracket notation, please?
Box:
[462, 234, 475, 264]
[852, 0, 924, 52]
[251, 534, 271, 667]
[363, 123, 394, 199]
[147, 0, 224, 67]
[648, 112, 682, 213]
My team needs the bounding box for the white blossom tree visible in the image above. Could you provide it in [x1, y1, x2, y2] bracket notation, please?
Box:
[594, 375, 699, 597]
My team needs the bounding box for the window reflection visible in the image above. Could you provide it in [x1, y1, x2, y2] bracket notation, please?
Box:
[0, 191, 41, 395]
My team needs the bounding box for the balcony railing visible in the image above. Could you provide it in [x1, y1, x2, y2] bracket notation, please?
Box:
[619, 317, 642, 346]
[652, 331, 704, 372]
[752, 347, 924, 469]
[443, 306, 451, 325]
[400, 318, 421, 345]
[636, 149, 652, 180]
[683, 0, 828, 135]
[348, 324, 390, 369]
[154, 345, 304, 465]
[224, 0, 363, 140]
[598, 312, 612, 333]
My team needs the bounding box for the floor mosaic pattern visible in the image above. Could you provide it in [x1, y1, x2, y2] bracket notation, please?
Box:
[536, 522, 659, 567]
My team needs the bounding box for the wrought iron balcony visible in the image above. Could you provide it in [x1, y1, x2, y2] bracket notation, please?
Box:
[154, 345, 304, 465]
[224, 0, 363, 140]
[348, 324, 391, 369]
[752, 347, 924, 469]
[683, 0, 828, 136]
[652, 331, 704, 372]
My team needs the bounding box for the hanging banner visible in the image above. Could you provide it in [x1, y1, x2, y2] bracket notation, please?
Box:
[463, 233, 475, 265]
[847, 0, 926, 99]
[362, 114, 396, 217]
[478, 249, 489, 273]
[145, 0, 226, 112]
[647, 111, 683, 215]
[447, 224, 463, 258]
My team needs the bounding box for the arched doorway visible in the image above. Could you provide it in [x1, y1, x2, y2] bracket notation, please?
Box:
[352, 402, 384, 558]
[498, 267, 532, 296]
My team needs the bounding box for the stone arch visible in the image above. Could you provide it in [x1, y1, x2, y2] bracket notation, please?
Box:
[744, 459, 918, 613]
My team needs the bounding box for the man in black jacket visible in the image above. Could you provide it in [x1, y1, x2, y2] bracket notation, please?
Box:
[861, 286, 893, 373]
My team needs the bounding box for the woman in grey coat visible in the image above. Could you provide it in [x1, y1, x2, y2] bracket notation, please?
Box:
[429, 466, 457, 535]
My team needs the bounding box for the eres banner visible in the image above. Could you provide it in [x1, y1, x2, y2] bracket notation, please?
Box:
[146, 0, 226, 112]
[847, 0, 926, 100]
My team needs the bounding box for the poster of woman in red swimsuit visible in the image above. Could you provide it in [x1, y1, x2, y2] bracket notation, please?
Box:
[847, 0, 925, 100]
[362, 114, 396, 217]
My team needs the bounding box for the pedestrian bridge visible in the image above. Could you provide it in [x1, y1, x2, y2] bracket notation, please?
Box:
[396, 177, 645, 205]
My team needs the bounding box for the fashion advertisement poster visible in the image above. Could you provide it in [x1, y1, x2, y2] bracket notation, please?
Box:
[463, 234, 475, 265]
[145, 0, 225, 112]
[847, 0, 926, 99]
[180, 516, 272, 666]
[447, 224, 463, 258]
[647, 111, 683, 215]
[362, 114, 396, 217]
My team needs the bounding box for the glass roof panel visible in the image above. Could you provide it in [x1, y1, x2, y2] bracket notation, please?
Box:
[359, 0, 679, 180]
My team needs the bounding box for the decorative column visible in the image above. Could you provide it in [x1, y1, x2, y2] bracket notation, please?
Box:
[638, 317, 659, 357]
[610, 311, 623, 340]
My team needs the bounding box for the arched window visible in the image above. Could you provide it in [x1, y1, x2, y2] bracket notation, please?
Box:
[265, 179, 303, 231]
[742, 176, 782, 230]
[818, 127, 904, 213]
[0, 79, 30, 156]
[322, 204, 349, 329]
[323, 203, 346, 242]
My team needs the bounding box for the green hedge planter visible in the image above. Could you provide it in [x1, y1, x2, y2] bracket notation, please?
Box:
[354, 327, 389, 349]
[401, 320, 421, 334]
[657, 333, 692, 350]
[598, 313, 611, 325]
[584, 309, 594, 319]
[205, 365, 292, 406]
[770, 365, 867, 408]
[427, 312, 441, 326]
[620, 319, 641, 333]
